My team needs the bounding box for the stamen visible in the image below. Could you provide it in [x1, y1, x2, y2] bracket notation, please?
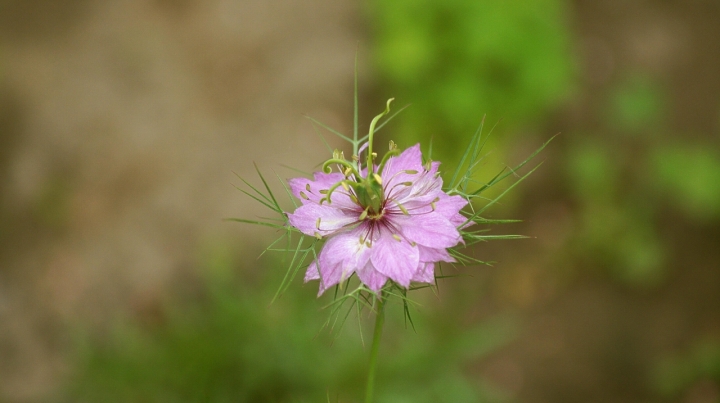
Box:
[314, 232, 322, 240]
[404, 170, 418, 175]
[359, 207, 369, 221]
[305, 183, 311, 192]
[396, 201, 410, 216]
[341, 268, 353, 284]
[341, 181, 349, 191]
[372, 173, 383, 185]
[315, 217, 321, 230]
[401, 182, 413, 186]
[319, 189, 329, 194]
[389, 140, 397, 150]
[392, 234, 402, 242]
[300, 191, 309, 200]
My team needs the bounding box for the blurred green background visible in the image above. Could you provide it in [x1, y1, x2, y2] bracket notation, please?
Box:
[1, 0, 719, 402]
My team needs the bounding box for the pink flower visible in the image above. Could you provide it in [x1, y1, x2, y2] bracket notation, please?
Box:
[287, 144, 467, 295]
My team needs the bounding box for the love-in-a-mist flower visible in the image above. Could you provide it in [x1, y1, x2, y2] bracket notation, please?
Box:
[287, 128, 468, 295]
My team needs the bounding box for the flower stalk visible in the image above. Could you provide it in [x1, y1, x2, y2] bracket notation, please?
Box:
[365, 293, 385, 403]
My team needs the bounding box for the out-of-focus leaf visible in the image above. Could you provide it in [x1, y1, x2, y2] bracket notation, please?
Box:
[650, 144, 720, 221]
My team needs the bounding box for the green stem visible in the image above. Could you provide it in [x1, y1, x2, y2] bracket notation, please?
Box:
[365, 293, 385, 403]
[366, 99, 394, 174]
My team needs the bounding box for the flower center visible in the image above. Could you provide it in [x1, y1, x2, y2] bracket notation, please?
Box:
[355, 173, 385, 216]
[367, 209, 385, 221]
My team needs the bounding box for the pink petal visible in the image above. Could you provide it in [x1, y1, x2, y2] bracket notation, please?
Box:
[418, 245, 456, 263]
[370, 231, 419, 287]
[288, 172, 356, 208]
[393, 211, 461, 249]
[356, 260, 388, 292]
[387, 168, 443, 206]
[382, 144, 424, 178]
[381, 144, 424, 197]
[289, 172, 341, 203]
[316, 231, 369, 295]
[287, 203, 358, 237]
[411, 262, 435, 284]
[434, 193, 468, 227]
[304, 261, 320, 281]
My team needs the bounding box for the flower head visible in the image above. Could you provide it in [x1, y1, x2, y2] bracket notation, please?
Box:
[287, 143, 467, 295]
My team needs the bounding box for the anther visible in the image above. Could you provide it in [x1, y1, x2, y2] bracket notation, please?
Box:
[389, 140, 397, 150]
[359, 208, 369, 221]
[305, 183, 311, 192]
[404, 170, 418, 175]
[315, 217, 321, 230]
[397, 202, 410, 216]
[300, 191, 309, 200]
[372, 173, 383, 185]
[319, 189, 329, 194]
[314, 232, 322, 240]
[392, 234, 402, 242]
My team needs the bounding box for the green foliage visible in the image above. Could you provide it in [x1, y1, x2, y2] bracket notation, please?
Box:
[650, 144, 720, 221]
[565, 139, 667, 286]
[368, 0, 574, 162]
[652, 340, 720, 399]
[67, 269, 360, 402]
[562, 72, 720, 286]
[608, 73, 666, 133]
